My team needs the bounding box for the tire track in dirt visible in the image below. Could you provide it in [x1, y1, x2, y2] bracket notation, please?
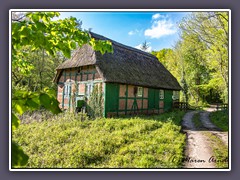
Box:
[199, 110, 228, 146]
[182, 111, 215, 168]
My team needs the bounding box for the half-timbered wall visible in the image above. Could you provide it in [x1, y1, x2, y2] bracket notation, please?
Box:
[57, 65, 103, 110]
[104, 83, 178, 118]
[57, 68, 179, 116]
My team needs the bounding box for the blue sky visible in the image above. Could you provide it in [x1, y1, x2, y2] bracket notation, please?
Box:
[58, 11, 190, 52]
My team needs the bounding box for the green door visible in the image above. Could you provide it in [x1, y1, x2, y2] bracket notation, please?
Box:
[148, 88, 159, 110]
[164, 90, 173, 111]
[148, 88, 155, 110]
[105, 83, 119, 113]
[154, 89, 159, 109]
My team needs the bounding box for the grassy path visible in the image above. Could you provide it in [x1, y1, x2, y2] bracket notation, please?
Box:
[200, 110, 228, 146]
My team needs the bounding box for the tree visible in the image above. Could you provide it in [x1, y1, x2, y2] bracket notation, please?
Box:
[152, 12, 228, 105]
[11, 12, 113, 168]
[179, 12, 229, 103]
[140, 40, 150, 52]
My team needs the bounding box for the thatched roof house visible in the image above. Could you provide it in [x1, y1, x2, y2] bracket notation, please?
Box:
[54, 32, 181, 117]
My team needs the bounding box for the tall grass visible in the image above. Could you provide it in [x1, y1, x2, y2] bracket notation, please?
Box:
[13, 110, 186, 168]
[192, 112, 205, 129]
[209, 111, 229, 131]
[203, 132, 228, 168]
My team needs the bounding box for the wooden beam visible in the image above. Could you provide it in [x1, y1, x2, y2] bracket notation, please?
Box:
[125, 85, 128, 115]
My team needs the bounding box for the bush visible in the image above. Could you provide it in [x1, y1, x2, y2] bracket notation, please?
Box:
[209, 110, 229, 131]
[12, 111, 186, 168]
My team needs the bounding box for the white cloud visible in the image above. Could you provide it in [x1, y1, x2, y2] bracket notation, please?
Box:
[144, 19, 177, 39]
[152, 13, 161, 19]
[128, 29, 142, 36]
[152, 13, 168, 20]
[128, 30, 135, 35]
[135, 42, 152, 52]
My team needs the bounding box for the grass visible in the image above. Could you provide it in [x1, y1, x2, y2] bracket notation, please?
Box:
[13, 110, 186, 168]
[203, 132, 228, 168]
[192, 112, 204, 129]
[209, 111, 229, 131]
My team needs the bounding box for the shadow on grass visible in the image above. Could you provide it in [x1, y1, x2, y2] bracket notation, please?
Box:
[108, 110, 187, 127]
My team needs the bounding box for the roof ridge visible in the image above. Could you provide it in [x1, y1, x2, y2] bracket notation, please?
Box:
[89, 32, 156, 60]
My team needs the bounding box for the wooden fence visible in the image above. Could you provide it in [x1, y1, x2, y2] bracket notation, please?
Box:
[216, 103, 228, 111]
[173, 102, 228, 111]
[173, 102, 193, 110]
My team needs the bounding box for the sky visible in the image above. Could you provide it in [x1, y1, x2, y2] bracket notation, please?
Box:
[58, 11, 190, 52]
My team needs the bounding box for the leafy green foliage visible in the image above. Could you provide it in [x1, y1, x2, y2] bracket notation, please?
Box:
[12, 111, 186, 168]
[12, 113, 20, 131]
[12, 141, 29, 168]
[209, 111, 229, 131]
[87, 83, 104, 118]
[204, 132, 228, 168]
[12, 12, 113, 78]
[11, 11, 113, 168]
[179, 12, 228, 104]
[12, 48, 66, 92]
[12, 89, 61, 115]
[152, 12, 229, 106]
[90, 38, 113, 55]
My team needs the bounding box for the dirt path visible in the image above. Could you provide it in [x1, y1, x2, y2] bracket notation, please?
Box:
[182, 111, 215, 168]
[199, 110, 228, 146]
[182, 109, 228, 168]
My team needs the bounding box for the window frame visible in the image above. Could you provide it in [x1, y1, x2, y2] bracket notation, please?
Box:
[137, 87, 143, 97]
[159, 89, 164, 99]
[85, 82, 94, 98]
[64, 83, 71, 97]
[172, 91, 180, 100]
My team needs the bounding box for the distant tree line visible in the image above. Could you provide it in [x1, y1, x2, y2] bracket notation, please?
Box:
[152, 12, 228, 106]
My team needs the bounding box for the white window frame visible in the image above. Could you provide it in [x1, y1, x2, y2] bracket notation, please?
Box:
[159, 89, 164, 99]
[137, 87, 143, 97]
[172, 91, 180, 100]
[85, 83, 94, 98]
[64, 83, 71, 97]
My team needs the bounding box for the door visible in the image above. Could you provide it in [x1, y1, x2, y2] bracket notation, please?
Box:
[105, 83, 119, 113]
[148, 88, 159, 110]
[164, 90, 173, 111]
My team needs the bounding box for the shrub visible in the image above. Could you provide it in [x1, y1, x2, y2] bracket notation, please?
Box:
[13, 111, 186, 168]
[209, 110, 229, 131]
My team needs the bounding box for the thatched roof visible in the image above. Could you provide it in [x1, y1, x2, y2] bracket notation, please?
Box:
[54, 32, 181, 90]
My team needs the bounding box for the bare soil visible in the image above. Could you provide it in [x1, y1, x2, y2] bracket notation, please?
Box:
[182, 109, 228, 168]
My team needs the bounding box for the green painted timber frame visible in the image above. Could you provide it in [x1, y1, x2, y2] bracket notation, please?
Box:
[104, 83, 170, 117]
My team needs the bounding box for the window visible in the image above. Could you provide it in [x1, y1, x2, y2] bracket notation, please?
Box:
[172, 91, 180, 100]
[159, 89, 164, 99]
[85, 83, 94, 98]
[137, 87, 143, 97]
[64, 83, 71, 97]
